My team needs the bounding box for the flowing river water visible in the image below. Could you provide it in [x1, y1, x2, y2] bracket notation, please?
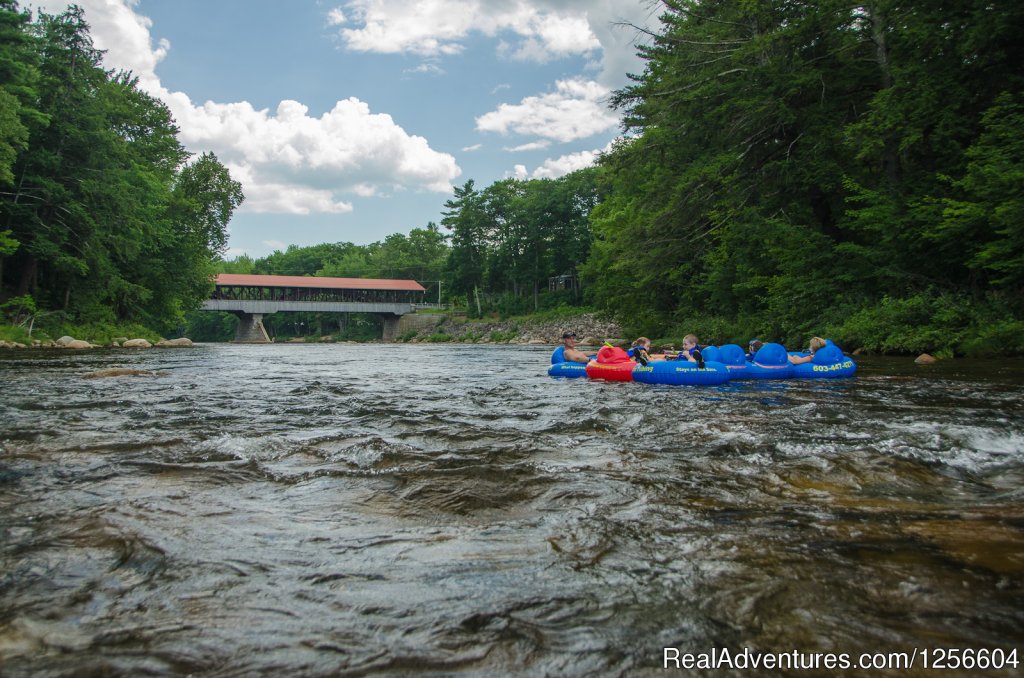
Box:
[1, 344, 1022, 676]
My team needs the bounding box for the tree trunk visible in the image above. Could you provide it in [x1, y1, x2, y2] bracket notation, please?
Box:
[866, 2, 900, 184]
[16, 255, 37, 296]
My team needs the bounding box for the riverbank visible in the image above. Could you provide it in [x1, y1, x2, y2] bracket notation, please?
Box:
[398, 312, 625, 346]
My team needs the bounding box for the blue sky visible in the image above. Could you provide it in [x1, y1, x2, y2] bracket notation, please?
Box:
[30, 0, 656, 258]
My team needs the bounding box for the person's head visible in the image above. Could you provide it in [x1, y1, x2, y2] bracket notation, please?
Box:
[809, 336, 827, 353]
[682, 334, 698, 350]
[748, 339, 763, 354]
[631, 336, 651, 350]
[562, 331, 577, 346]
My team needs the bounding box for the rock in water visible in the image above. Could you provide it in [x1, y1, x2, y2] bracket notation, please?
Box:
[156, 338, 193, 348]
[83, 368, 163, 379]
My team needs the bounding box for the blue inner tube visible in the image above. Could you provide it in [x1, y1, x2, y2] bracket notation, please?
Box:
[548, 361, 588, 378]
[632, 359, 730, 385]
[700, 345, 722, 363]
[715, 344, 751, 380]
[747, 343, 794, 380]
[551, 346, 566, 364]
[790, 344, 857, 379]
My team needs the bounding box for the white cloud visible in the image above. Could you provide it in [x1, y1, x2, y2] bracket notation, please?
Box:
[334, 0, 654, 89]
[514, 141, 614, 180]
[35, 0, 461, 215]
[461, 143, 483, 152]
[530, 147, 601, 179]
[403, 62, 444, 76]
[262, 240, 287, 251]
[504, 140, 550, 152]
[336, 0, 600, 63]
[327, 7, 347, 26]
[476, 78, 618, 143]
[163, 96, 460, 212]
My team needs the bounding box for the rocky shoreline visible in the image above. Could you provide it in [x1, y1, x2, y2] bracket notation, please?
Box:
[401, 312, 625, 347]
[0, 335, 194, 350]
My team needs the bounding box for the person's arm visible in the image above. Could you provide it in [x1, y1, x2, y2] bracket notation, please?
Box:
[788, 353, 813, 364]
[564, 347, 592, 363]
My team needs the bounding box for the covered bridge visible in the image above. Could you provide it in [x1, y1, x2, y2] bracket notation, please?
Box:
[203, 274, 427, 342]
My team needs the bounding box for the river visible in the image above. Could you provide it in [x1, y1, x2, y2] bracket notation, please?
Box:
[1, 344, 1022, 676]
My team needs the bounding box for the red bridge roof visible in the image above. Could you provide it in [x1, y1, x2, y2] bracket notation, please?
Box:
[215, 273, 425, 292]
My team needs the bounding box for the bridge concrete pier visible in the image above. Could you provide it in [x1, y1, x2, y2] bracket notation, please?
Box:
[234, 313, 271, 343]
[381, 315, 400, 342]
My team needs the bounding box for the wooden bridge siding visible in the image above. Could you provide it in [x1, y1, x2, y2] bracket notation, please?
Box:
[202, 300, 416, 315]
[211, 286, 419, 304]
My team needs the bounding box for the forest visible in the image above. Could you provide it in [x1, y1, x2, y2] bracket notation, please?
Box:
[582, 0, 1024, 355]
[2, 1, 1022, 355]
[0, 2, 243, 342]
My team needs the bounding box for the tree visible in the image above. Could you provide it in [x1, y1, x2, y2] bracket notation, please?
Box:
[442, 179, 488, 312]
[0, 4, 244, 333]
[586, 0, 1024, 350]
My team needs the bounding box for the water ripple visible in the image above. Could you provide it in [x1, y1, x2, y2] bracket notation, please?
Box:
[1, 345, 1022, 675]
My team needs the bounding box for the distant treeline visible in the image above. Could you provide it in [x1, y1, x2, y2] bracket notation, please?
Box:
[215, 169, 599, 319]
[0, 2, 242, 337]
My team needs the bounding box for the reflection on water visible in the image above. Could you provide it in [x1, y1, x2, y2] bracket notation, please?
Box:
[1, 344, 1022, 676]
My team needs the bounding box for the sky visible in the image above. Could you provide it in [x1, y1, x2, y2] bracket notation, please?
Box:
[28, 0, 657, 258]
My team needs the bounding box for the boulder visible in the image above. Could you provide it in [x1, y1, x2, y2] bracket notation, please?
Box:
[580, 336, 599, 346]
[915, 353, 938, 365]
[64, 339, 92, 349]
[528, 338, 546, 345]
[122, 338, 152, 348]
[112, 337, 129, 344]
[55, 335, 76, 347]
[156, 337, 193, 348]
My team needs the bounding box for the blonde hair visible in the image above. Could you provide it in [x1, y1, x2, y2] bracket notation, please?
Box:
[809, 336, 827, 352]
[682, 334, 698, 346]
[631, 336, 651, 348]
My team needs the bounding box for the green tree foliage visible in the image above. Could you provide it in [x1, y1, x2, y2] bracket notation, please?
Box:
[442, 170, 597, 316]
[442, 179, 488, 311]
[0, 3, 243, 333]
[0, 0, 38, 186]
[586, 0, 1024, 353]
